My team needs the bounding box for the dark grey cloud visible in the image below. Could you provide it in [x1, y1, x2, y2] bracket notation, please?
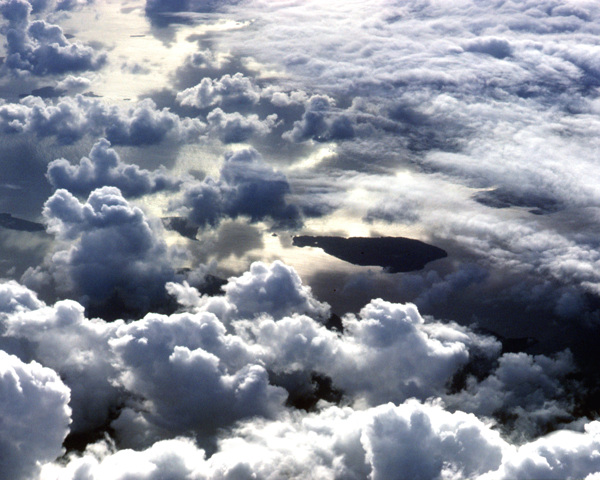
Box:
[446, 350, 577, 440]
[178, 148, 302, 229]
[47, 138, 181, 197]
[110, 311, 287, 445]
[0, 0, 106, 76]
[462, 37, 514, 59]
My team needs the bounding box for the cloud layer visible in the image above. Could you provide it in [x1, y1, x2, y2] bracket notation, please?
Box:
[2, 0, 600, 478]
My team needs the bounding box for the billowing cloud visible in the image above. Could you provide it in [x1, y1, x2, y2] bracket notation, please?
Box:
[168, 260, 331, 322]
[0, 95, 204, 145]
[177, 148, 302, 229]
[284, 95, 355, 143]
[47, 139, 181, 197]
[22, 186, 174, 317]
[36, 403, 600, 480]
[2, 296, 122, 434]
[0, 351, 71, 480]
[3, 0, 600, 477]
[446, 350, 577, 439]
[0, 258, 591, 478]
[177, 72, 261, 110]
[0, 0, 105, 76]
[206, 108, 278, 143]
[109, 311, 287, 445]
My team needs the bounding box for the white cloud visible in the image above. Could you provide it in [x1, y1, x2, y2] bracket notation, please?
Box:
[47, 138, 181, 197]
[0, 0, 105, 76]
[22, 186, 174, 317]
[3, 296, 122, 433]
[0, 95, 205, 145]
[176, 72, 261, 109]
[206, 108, 278, 143]
[0, 350, 71, 480]
[40, 400, 509, 480]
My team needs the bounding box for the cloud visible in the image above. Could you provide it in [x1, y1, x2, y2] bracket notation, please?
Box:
[0, 95, 205, 145]
[206, 108, 278, 143]
[0, 351, 71, 480]
[462, 37, 514, 59]
[0, 0, 106, 76]
[483, 421, 600, 480]
[47, 138, 181, 197]
[0, 278, 44, 314]
[109, 311, 287, 445]
[177, 148, 302, 229]
[55, 75, 91, 92]
[145, 0, 240, 17]
[22, 186, 174, 318]
[284, 95, 355, 143]
[39, 400, 509, 480]
[35, 402, 600, 480]
[446, 350, 577, 440]
[3, 296, 122, 434]
[3, 0, 600, 477]
[0, 257, 589, 477]
[216, 260, 330, 321]
[176, 72, 261, 110]
[236, 297, 499, 406]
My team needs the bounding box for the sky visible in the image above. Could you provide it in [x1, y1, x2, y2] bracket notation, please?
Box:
[2, 0, 600, 478]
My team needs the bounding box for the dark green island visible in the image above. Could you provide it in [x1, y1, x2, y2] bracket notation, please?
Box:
[293, 236, 447, 273]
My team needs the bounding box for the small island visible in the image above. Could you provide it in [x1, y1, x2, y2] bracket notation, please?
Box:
[293, 236, 447, 273]
[0, 213, 45, 232]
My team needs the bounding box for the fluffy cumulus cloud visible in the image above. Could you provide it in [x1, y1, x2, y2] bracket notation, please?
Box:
[4, 0, 600, 478]
[167, 260, 331, 322]
[0, 0, 105, 75]
[446, 350, 577, 439]
[178, 148, 302, 229]
[284, 94, 355, 143]
[206, 108, 278, 143]
[33, 404, 600, 480]
[177, 73, 261, 110]
[0, 351, 71, 480]
[109, 311, 287, 445]
[0, 291, 121, 435]
[22, 186, 174, 317]
[47, 139, 180, 197]
[0, 260, 595, 478]
[234, 296, 499, 406]
[0, 95, 204, 145]
[39, 401, 509, 480]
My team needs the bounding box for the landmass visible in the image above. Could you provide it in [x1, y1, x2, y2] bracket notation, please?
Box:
[292, 235, 447, 273]
[0, 213, 45, 232]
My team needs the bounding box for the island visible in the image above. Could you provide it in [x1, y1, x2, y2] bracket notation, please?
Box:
[292, 236, 447, 273]
[0, 213, 45, 232]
